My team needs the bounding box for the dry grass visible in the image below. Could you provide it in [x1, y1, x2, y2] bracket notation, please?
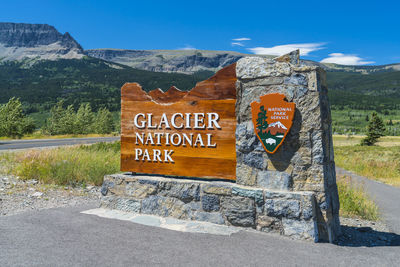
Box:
[0, 142, 120, 186]
[337, 175, 380, 220]
[334, 135, 400, 187]
[333, 135, 400, 147]
[0, 132, 118, 141]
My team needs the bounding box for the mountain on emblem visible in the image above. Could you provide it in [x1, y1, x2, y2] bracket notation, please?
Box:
[251, 93, 296, 154]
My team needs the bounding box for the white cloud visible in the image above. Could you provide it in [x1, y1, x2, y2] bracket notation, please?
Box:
[178, 44, 196, 50]
[231, 42, 245, 47]
[248, 43, 325, 56]
[232, 37, 251, 41]
[320, 53, 375, 65]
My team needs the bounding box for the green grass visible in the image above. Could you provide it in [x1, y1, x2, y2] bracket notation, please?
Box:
[331, 109, 400, 136]
[0, 141, 120, 186]
[337, 175, 380, 220]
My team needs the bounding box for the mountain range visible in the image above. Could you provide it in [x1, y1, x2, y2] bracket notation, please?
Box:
[1, 22, 400, 75]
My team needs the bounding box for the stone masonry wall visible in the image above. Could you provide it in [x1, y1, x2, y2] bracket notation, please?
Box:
[101, 173, 318, 241]
[235, 51, 341, 242]
[101, 50, 341, 243]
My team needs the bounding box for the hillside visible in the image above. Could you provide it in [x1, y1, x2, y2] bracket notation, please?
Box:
[328, 71, 400, 110]
[0, 57, 211, 113]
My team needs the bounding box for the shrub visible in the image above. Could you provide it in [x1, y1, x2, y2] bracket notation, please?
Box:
[0, 97, 36, 138]
[337, 176, 379, 220]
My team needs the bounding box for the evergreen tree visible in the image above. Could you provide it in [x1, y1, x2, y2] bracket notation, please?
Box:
[361, 112, 386, 146]
[0, 97, 36, 138]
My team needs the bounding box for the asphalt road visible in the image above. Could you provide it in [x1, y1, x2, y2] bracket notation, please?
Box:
[337, 168, 400, 235]
[0, 205, 399, 267]
[0, 137, 120, 151]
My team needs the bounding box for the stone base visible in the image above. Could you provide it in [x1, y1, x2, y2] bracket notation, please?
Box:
[101, 173, 321, 242]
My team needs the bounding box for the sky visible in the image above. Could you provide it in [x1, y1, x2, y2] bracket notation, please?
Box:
[1, 0, 399, 65]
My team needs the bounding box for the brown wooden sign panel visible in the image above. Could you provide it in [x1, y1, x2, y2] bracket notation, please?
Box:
[121, 64, 237, 180]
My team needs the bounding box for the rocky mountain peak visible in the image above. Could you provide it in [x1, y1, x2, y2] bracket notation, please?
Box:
[0, 22, 84, 61]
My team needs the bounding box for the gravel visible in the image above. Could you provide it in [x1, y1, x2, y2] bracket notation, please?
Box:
[0, 175, 100, 217]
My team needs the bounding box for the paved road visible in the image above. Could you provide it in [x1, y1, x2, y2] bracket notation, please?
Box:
[337, 167, 400, 235]
[0, 137, 120, 151]
[0, 205, 399, 267]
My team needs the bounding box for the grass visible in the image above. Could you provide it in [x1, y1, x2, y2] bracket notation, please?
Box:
[334, 139, 400, 186]
[333, 135, 400, 147]
[0, 141, 120, 186]
[337, 175, 380, 220]
[0, 131, 119, 140]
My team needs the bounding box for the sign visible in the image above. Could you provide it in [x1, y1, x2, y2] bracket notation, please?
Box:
[250, 93, 295, 153]
[121, 64, 237, 180]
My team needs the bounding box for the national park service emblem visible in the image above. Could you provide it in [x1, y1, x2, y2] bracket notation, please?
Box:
[251, 93, 295, 154]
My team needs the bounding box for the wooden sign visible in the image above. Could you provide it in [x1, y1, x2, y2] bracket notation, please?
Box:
[251, 93, 295, 153]
[121, 64, 237, 180]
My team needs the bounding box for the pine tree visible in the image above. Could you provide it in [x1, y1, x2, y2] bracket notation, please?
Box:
[361, 112, 386, 146]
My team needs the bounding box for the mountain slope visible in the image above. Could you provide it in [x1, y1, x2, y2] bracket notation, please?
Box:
[0, 22, 84, 61]
[0, 57, 211, 113]
[86, 48, 400, 75]
[85, 49, 265, 74]
[327, 70, 400, 110]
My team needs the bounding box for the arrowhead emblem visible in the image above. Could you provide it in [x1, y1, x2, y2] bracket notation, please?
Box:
[250, 93, 295, 154]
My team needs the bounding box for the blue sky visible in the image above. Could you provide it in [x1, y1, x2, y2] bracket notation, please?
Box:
[1, 0, 399, 65]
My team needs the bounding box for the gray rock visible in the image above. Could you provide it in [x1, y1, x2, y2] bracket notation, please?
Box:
[282, 218, 316, 241]
[201, 194, 220, 212]
[232, 187, 264, 206]
[192, 211, 225, 225]
[221, 196, 255, 227]
[141, 196, 161, 215]
[159, 182, 200, 203]
[115, 198, 141, 213]
[243, 151, 267, 170]
[265, 199, 301, 219]
[101, 181, 114, 196]
[257, 170, 292, 190]
[236, 57, 291, 79]
[284, 73, 308, 86]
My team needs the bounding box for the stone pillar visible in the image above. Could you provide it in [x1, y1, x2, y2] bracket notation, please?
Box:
[235, 50, 341, 242]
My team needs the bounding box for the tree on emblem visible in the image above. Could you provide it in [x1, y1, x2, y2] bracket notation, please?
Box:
[256, 105, 268, 133]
